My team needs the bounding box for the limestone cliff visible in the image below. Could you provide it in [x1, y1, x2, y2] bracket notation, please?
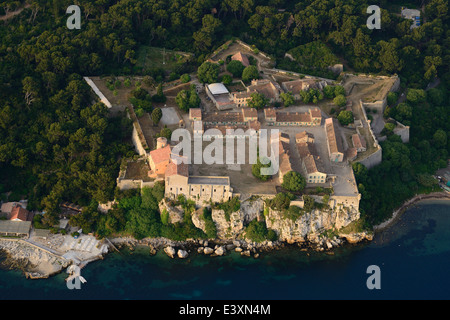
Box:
[265, 204, 361, 244]
[166, 196, 371, 247]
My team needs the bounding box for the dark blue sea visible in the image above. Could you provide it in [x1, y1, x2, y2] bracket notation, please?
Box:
[1, 200, 449, 300]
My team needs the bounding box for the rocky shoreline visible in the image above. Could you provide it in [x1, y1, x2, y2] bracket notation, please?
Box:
[0, 239, 71, 279]
[0, 230, 373, 279]
[373, 191, 450, 233]
[109, 231, 374, 260]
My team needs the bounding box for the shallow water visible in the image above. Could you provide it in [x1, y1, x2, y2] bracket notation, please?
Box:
[0, 200, 449, 300]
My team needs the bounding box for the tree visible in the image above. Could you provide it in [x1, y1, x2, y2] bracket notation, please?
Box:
[387, 92, 398, 106]
[151, 108, 162, 125]
[221, 74, 232, 85]
[427, 88, 445, 106]
[303, 195, 315, 212]
[433, 129, 447, 148]
[383, 122, 396, 135]
[197, 61, 219, 83]
[22, 76, 40, 107]
[337, 110, 354, 125]
[406, 89, 426, 104]
[247, 92, 268, 109]
[159, 126, 172, 140]
[180, 74, 191, 83]
[245, 219, 275, 243]
[281, 171, 306, 192]
[333, 94, 347, 107]
[395, 102, 412, 121]
[280, 92, 295, 107]
[333, 85, 346, 97]
[175, 87, 200, 112]
[270, 192, 293, 211]
[252, 157, 271, 181]
[226, 60, 245, 78]
[152, 83, 166, 103]
[323, 86, 335, 99]
[242, 65, 259, 83]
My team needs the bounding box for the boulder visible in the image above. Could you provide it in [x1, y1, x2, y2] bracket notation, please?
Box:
[241, 250, 251, 257]
[226, 244, 235, 251]
[177, 249, 188, 259]
[214, 246, 226, 256]
[235, 247, 243, 252]
[203, 247, 214, 255]
[164, 246, 176, 259]
[149, 245, 157, 255]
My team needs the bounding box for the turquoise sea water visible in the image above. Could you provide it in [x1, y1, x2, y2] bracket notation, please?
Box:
[0, 200, 449, 300]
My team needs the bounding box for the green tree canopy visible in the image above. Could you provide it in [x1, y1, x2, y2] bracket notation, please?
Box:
[197, 61, 219, 83]
[242, 65, 259, 83]
[151, 107, 162, 125]
[337, 110, 353, 125]
[281, 171, 306, 192]
[248, 92, 269, 109]
[280, 91, 295, 107]
[226, 60, 245, 78]
[333, 94, 347, 107]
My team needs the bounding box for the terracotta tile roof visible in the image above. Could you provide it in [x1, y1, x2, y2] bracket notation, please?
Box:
[247, 80, 279, 100]
[276, 111, 312, 123]
[231, 52, 250, 67]
[1, 202, 26, 214]
[279, 153, 292, 174]
[189, 108, 202, 119]
[352, 134, 366, 150]
[282, 79, 318, 93]
[242, 107, 257, 119]
[325, 118, 344, 155]
[310, 107, 322, 119]
[296, 142, 317, 157]
[248, 120, 261, 131]
[9, 205, 29, 221]
[165, 160, 189, 177]
[149, 145, 172, 164]
[295, 131, 314, 143]
[346, 147, 358, 160]
[203, 111, 244, 124]
[264, 108, 277, 119]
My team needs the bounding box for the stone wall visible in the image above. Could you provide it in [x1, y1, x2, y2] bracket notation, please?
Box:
[131, 123, 148, 156]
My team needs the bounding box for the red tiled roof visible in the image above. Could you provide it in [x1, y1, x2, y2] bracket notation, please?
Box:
[296, 131, 314, 143]
[9, 205, 29, 221]
[231, 52, 250, 67]
[352, 134, 366, 150]
[189, 108, 202, 119]
[276, 111, 312, 123]
[310, 107, 322, 119]
[248, 120, 261, 131]
[149, 145, 171, 164]
[165, 160, 189, 177]
[325, 118, 344, 155]
[242, 107, 257, 119]
[264, 108, 277, 119]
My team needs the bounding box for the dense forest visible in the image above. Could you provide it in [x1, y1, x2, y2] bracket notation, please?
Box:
[0, 0, 448, 231]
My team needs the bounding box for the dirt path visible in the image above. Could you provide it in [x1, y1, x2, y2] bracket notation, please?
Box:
[0, 4, 30, 21]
